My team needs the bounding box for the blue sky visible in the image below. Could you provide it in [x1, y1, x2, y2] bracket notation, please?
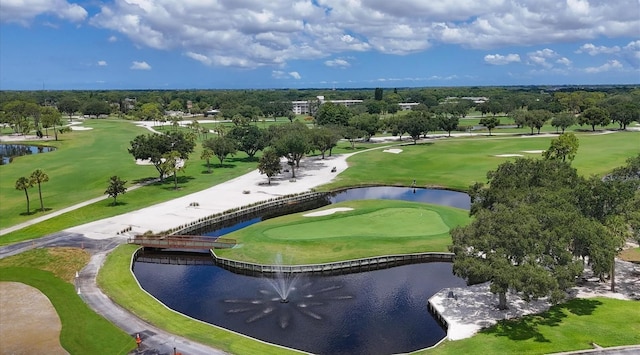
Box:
[1, 0, 639, 90]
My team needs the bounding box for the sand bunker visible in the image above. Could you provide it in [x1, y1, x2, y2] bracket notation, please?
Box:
[383, 148, 403, 154]
[303, 207, 354, 217]
[0, 282, 67, 354]
[70, 126, 93, 131]
[494, 154, 523, 157]
[522, 150, 544, 154]
[136, 159, 154, 165]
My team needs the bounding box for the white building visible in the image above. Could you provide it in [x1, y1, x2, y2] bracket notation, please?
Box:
[398, 102, 420, 111]
[292, 96, 364, 115]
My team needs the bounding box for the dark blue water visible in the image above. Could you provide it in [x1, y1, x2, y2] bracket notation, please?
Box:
[133, 261, 465, 355]
[0, 144, 56, 165]
[133, 187, 470, 354]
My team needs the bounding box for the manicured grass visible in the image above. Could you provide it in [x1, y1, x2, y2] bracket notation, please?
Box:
[215, 200, 469, 264]
[98, 244, 302, 355]
[322, 131, 640, 191]
[0, 248, 135, 355]
[421, 297, 640, 355]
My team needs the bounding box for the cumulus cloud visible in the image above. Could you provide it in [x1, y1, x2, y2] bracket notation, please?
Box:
[97, 60, 108, 66]
[272, 70, 301, 79]
[1, 0, 87, 25]
[130, 61, 151, 70]
[527, 48, 560, 68]
[576, 43, 621, 55]
[87, 0, 639, 69]
[325, 58, 351, 68]
[108, 36, 118, 43]
[484, 53, 521, 65]
[584, 60, 623, 73]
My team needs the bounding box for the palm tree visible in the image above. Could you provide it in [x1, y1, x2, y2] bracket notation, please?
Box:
[200, 148, 214, 174]
[15, 176, 34, 214]
[30, 169, 49, 211]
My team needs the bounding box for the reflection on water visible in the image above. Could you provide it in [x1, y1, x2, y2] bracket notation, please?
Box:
[330, 186, 471, 209]
[133, 261, 466, 355]
[0, 144, 56, 165]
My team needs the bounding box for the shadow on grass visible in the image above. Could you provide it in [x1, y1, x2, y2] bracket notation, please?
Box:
[106, 201, 128, 207]
[216, 163, 237, 169]
[481, 299, 602, 343]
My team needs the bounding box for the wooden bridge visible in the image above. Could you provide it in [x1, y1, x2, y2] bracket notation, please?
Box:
[128, 235, 236, 250]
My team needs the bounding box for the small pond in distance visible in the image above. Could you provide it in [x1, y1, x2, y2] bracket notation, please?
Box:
[0, 144, 56, 165]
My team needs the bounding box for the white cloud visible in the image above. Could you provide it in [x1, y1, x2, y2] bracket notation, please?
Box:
[584, 59, 623, 73]
[325, 58, 351, 68]
[272, 70, 301, 79]
[576, 43, 621, 55]
[1, 0, 87, 25]
[130, 61, 151, 70]
[108, 35, 118, 43]
[556, 57, 572, 66]
[97, 60, 108, 66]
[87, 0, 639, 68]
[484, 53, 521, 65]
[528, 48, 559, 68]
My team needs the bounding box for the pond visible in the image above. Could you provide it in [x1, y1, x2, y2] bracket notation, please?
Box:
[133, 187, 471, 354]
[0, 144, 56, 165]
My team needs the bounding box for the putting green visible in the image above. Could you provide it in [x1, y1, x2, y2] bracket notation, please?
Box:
[264, 208, 449, 240]
[218, 199, 470, 264]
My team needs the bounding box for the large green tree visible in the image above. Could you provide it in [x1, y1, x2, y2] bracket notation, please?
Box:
[271, 122, 310, 178]
[314, 102, 352, 126]
[128, 132, 195, 181]
[348, 113, 381, 141]
[40, 106, 63, 140]
[579, 107, 610, 131]
[452, 158, 623, 309]
[227, 125, 265, 159]
[479, 116, 500, 136]
[203, 136, 237, 165]
[57, 98, 81, 121]
[309, 126, 340, 159]
[550, 112, 576, 133]
[257, 148, 282, 184]
[543, 133, 579, 162]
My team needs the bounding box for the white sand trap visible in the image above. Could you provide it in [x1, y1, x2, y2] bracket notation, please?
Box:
[303, 207, 353, 217]
[383, 148, 403, 154]
[494, 154, 523, 157]
[522, 150, 544, 154]
[136, 159, 154, 165]
[70, 126, 93, 130]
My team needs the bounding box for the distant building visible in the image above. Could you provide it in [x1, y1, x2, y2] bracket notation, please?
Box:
[445, 96, 489, 104]
[292, 96, 363, 115]
[398, 102, 420, 111]
[204, 109, 220, 117]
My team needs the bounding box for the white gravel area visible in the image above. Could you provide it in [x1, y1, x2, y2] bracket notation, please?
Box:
[303, 207, 354, 217]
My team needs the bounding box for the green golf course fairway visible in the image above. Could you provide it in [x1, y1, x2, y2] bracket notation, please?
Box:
[215, 200, 470, 264]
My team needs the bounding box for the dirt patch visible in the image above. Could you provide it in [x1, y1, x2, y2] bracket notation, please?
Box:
[0, 282, 68, 355]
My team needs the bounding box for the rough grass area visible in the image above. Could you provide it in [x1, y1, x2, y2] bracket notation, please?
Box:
[98, 244, 303, 355]
[422, 297, 640, 355]
[0, 247, 89, 282]
[216, 200, 470, 264]
[620, 248, 640, 263]
[0, 248, 135, 355]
